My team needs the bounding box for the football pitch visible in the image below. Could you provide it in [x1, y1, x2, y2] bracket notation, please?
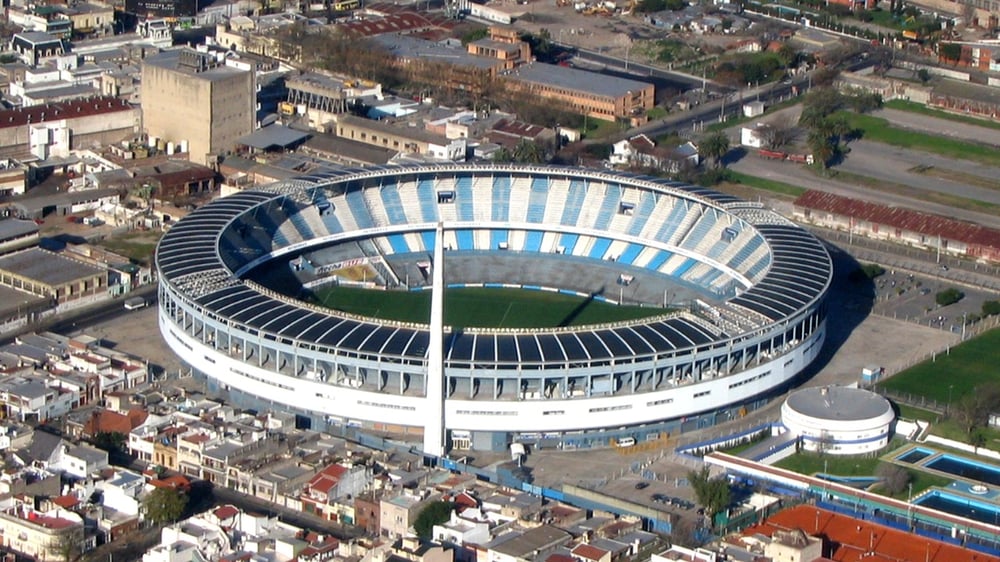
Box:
[310, 286, 671, 328]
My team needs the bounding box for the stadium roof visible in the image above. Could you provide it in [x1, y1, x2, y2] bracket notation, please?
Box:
[157, 165, 830, 364]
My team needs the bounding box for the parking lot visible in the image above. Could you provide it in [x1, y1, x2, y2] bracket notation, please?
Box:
[870, 268, 997, 334]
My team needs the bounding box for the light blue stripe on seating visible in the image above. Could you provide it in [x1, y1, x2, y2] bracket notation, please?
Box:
[673, 258, 696, 276]
[593, 186, 621, 230]
[491, 229, 509, 249]
[387, 234, 409, 254]
[492, 175, 511, 222]
[561, 180, 586, 226]
[456, 230, 475, 250]
[527, 177, 548, 223]
[421, 231, 435, 251]
[524, 231, 544, 252]
[417, 178, 438, 222]
[559, 233, 578, 253]
[589, 238, 613, 259]
[618, 244, 643, 265]
[647, 250, 672, 270]
[456, 175, 474, 221]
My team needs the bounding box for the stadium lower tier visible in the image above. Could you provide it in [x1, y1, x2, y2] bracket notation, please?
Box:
[159, 291, 826, 448]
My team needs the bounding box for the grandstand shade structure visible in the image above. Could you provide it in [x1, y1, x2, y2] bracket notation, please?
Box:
[157, 164, 832, 453]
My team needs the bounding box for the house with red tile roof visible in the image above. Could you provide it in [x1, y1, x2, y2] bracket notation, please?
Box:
[301, 462, 371, 522]
[572, 542, 611, 562]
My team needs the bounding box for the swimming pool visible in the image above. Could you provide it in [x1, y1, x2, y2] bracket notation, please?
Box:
[914, 490, 1000, 526]
[897, 448, 934, 464]
[925, 454, 1000, 486]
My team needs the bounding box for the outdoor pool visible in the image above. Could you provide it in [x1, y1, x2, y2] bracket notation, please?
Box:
[914, 490, 1000, 526]
[897, 448, 934, 464]
[925, 454, 1000, 487]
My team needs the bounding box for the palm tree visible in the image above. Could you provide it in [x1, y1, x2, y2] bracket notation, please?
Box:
[701, 132, 730, 169]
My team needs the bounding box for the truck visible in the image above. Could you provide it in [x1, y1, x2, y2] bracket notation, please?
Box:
[758, 149, 787, 160]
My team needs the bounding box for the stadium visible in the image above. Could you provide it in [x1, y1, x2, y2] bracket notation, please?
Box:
[156, 164, 832, 454]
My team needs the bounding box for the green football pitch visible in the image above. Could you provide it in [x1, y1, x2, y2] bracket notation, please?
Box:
[309, 286, 671, 328]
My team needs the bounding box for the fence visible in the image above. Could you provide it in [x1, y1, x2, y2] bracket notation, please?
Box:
[922, 434, 1000, 461]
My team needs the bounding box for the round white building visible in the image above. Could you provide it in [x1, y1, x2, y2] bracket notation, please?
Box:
[782, 386, 895, 455]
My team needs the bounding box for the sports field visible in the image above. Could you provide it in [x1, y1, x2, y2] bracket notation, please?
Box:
[877, 328, 1000, 403]
[310, 286, 670, 328]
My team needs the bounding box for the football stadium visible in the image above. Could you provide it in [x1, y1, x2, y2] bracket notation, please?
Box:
[156, 164, 832, 454]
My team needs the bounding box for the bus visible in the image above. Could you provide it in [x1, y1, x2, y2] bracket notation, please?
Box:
[124, 297, 147, 311]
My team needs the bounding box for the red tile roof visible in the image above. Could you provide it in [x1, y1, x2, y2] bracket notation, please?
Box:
[52, 495, 79, 509]
[83, 408, 148, 437]
[306, 463, 348, 497]
[338, 13, 434, 37]
[213, 504, 239, 521]
[0, 97, 133, 129]
[744, 506, 1000, 562]
[149, 475, 191, 491]
[794, 190, 1000, 250]
[571, 543, 609, 561]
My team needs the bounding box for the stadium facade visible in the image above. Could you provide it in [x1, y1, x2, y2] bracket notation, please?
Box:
[156, 164, 832, 454]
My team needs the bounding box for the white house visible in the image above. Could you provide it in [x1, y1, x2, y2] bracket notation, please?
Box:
[740, 123, 772, 148]
[743, 100, 765, 118]
[61, 444, 109, 478]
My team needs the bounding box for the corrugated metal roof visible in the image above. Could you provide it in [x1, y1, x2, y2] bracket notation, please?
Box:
[794, 190, 1000, 250]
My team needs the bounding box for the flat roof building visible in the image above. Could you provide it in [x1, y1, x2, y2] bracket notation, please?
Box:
[0, 247, 107, 304]
[142, 49, 255, 166]
[501, 63, 655, 120]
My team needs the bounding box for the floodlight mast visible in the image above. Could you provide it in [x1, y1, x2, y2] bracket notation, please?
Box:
[423, 222, 447, 457]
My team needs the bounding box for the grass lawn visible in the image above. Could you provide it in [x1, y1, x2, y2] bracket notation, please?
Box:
[647, 107, 669, 121]
[100, 233, 161, 265]
[876, 468, 952, 500]
[774, 452, 883, 477]
[884, 99, 1000, 132]
[585, 117, 624, 140]
[726, 171, 807, 197]
[865, 8, 903, 29]
[309, 286, 670, 328]
[895, 403, 939, 422]
[876, 328, 1000, 403]
[840, 111, 1000, 167]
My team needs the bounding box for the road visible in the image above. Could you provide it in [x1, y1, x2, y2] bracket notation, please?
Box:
[1, 283, 158, 345]
[837, 140, 1000, 206]
[874, 107, 1000, 147]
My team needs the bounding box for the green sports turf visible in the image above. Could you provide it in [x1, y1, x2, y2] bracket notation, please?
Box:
[309, 286, 671, 328]
[877, 328, 1000, 404]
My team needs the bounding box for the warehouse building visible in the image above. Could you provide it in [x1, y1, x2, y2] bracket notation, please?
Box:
[0, 247, 107, 304]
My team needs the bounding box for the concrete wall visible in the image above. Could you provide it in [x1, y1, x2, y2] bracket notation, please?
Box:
[143, 63, 253, 166]
[0, 108, 139, 158]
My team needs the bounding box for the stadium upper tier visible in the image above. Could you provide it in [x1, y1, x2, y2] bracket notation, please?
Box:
[158, 166, 829, 367]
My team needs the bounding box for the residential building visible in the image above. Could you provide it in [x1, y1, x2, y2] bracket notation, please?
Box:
[142, 48, 255, 166]
[487, 526, 571, 562]
[0, 374, 79, 422]
[301, 462, 371, 521]
[0, 159, 28, 197]
[9, 32, 65, 66]
[380, 490, 442, 538]
[62, 444, 109, 478]
[0, 503, 85, 562]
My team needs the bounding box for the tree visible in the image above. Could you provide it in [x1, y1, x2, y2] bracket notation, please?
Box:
[50, 532, 81, 562]
[807, 129, 837, 168]
[876, 463, 911, 496]
[413, 501, 454, 538]
[688, 466, 731, 520]
[762, 115, 798, 150]
[142, 487, 188, 525]
[700, 132, 730, 169]
[952, 383, 1000, 436]
[916, 68, 932, 84]
[935, 287, 964, 306]
[982, 300, 1000, 317]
